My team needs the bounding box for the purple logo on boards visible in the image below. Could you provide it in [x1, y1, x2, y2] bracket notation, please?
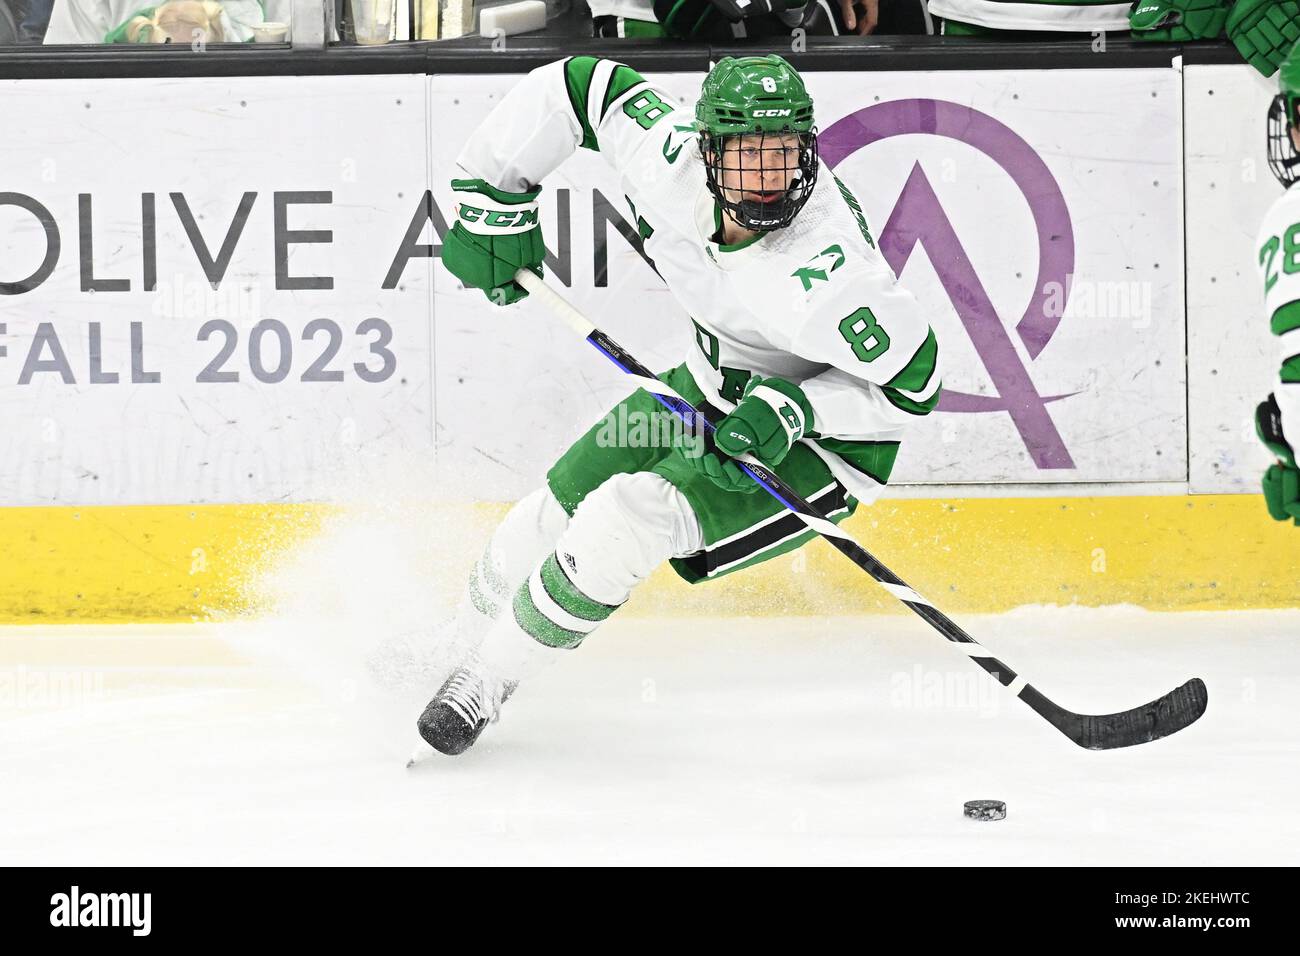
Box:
[822, 99, 1076, 470]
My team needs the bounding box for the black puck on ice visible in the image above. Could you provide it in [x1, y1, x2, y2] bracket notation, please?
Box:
[963, 800, 1007, 821]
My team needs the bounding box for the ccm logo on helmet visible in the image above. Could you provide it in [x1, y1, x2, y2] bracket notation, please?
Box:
[751, 109, 792, 117]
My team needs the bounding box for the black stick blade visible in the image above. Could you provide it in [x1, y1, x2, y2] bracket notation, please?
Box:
[1020, 678, 1208, 751]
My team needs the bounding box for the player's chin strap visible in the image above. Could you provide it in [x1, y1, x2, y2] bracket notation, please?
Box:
[513, 269, 1208, 751]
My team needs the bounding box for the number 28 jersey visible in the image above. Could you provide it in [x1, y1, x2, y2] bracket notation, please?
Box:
[456, 57, 943, 501]
[1256, 186, 1300, 441]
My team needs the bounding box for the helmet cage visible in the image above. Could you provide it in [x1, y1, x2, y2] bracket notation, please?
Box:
[700, 127, 820, 233]
[1268, 92, 1300, 188]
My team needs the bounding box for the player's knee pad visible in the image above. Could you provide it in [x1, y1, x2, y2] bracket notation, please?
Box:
[497, 485, 570, 557]
[556, 472, 702, 605]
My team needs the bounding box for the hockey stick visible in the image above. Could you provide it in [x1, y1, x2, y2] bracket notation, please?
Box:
[515, 269, 1208, 750]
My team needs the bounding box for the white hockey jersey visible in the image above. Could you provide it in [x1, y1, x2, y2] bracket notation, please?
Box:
[586, 0, 655, 22]
[1255, 186, 1300, 441]
[928, 0, 1132, 32]
[456, 57, 942, 502]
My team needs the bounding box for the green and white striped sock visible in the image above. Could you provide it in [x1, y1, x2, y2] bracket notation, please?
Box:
[467, 547, 511, 620]
[511, 552, 623, 649]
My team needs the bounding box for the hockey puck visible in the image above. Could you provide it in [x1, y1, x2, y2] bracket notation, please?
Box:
[963, 800, 1007, 821]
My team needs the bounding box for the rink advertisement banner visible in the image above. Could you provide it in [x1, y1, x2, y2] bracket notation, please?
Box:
[0, 74, 435, 506]
[0, 66, 1187, 506]
[1183, 65, 1290, 494]
[429, 68, 1187, 500]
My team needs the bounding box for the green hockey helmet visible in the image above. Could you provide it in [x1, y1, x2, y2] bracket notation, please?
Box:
[695, 55, 819, 232]
[1268, 40, 1300, 187]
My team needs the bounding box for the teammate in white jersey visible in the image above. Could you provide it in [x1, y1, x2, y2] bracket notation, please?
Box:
[419, 55, 942, 756]
[1255, 42, 1300, 527]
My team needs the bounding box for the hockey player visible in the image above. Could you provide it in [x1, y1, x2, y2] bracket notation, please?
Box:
[1257, 42, 1300, 526]
[420, 55, 942, 755]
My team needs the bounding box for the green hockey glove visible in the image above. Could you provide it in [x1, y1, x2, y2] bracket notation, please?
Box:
[1257, 394, 1300, 523]
[1226, 0, 1300, 77]
[678, 442, 762, 494]
[1129, 0, 1230, 41]
[712, 375, 814, 468]
[1262, 463, 1300, 522]
[442, 178, 545, 306]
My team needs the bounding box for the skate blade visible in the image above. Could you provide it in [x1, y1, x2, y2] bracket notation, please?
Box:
[406, 744, 437, 769]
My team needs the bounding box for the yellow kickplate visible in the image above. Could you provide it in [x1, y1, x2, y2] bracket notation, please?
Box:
[0, 504, 331, 624]
[0, 495, 1294, 624]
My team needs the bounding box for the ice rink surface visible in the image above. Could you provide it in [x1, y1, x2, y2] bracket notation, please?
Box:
[2, 607, 1297, 866]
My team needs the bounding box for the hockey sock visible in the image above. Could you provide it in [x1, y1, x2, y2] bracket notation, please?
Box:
[452, 485, 571, 649]
[511, 552, 623, 649]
